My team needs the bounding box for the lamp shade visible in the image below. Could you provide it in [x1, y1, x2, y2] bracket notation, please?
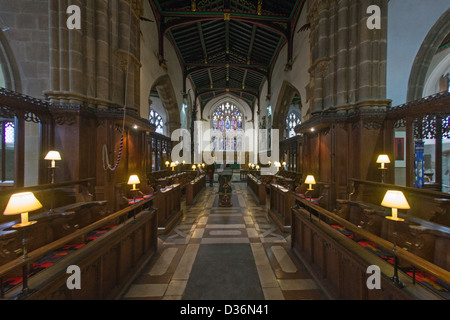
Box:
[381, 191, 410, 209]
[127, 175, 140, 185]
[305, 175, 316, 185]
[377, 155, 391, 164]
[45, 151, 61, 161]
[4, 192, 43, 216]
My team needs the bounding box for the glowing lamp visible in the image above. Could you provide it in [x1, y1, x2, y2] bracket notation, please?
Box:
[377, 154, 391, 170]
[128, 175, 140, 191]
[45, 151, 61, 168]
[4, 192, 42, 228]
[382, 190, 410, 222]
[305, 175, 316, 191]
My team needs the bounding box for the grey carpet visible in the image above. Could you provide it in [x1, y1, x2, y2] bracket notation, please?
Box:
[182, 244, 264, 300]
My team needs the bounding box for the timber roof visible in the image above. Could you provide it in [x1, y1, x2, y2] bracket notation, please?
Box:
[148, 0, 305, 112]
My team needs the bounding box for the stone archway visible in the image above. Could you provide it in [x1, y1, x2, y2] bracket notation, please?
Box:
[0, 30, 21, 91]
[272, 81, 301, 131]
[150, 75, 181, 136]
[407, 8, 450, 101]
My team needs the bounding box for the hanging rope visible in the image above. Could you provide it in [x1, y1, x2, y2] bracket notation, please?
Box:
[102, 1, 133, 172]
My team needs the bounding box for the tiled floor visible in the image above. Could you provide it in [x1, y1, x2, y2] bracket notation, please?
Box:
[122, 182, 328, 300]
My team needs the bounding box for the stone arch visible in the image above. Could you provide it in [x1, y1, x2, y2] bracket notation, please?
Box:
[272, 81, 302, 131]
[202, 95, 253, 126]
[149, 75, 181, 136]
[0, 30, 21, 91]
[407, 8, 450, 101]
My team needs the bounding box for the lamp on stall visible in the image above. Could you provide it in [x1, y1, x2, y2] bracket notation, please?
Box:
[45, 151, 61, 169]
[45, 150, 61, 185]
[165, 161, 170, 168]
[192, 165, 197, 171]
[305, 175, 316, 191]
[170, 162, 176, 171]
[4, 192, 42, 230]
[128, 175, 140, 191]
[3, 192, 42, 296]
[377, 154, 390, 183]
[381, 190, 410, 288]
[377, 154, 391, 170]
[381, 190, 410, 222]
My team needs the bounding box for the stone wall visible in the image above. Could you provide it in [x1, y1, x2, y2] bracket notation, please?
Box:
[0, 0, 49, 97]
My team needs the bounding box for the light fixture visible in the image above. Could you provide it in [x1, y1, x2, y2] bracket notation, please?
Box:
[165, 161, 170, 167]
[377, 154, 391, 170]
[256, 165, 260, 170]
[45, 151, 61, 169]
[305, 175, 316, 191]
[274, 161, 281, 168]
[192, 165, 197, 171]
[381, 190, 409, 288]
[170, 162, 177, 171]
[282, 161, 287, 167]
[381, 190, 410, 222]
[4, 192, 42, 229]
[3, 192, 43, 296]
[128, 175, 140, 191]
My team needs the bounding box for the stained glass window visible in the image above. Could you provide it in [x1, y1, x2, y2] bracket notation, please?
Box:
[211, 102, 243, 152]
[149, 109, 164, 135]
[286, 112, 301, 138]
[0, 121, 14, 182]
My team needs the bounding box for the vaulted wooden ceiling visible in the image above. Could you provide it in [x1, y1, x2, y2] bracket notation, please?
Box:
[148, 0, 305, 114]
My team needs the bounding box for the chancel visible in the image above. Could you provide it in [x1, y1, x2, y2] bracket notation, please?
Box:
[0, 0, 449, 302]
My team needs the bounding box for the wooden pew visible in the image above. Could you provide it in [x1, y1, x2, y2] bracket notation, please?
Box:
[291, 205, 450, 300]
[348, 179, 450, 227]
[186, 174, 206, 205]
[335, 198, 450, 272]
[152, 184, 183, 234]
[0, 197, 158, 300]
[269, 184, 295, 232]
[247, 174, 266, 205]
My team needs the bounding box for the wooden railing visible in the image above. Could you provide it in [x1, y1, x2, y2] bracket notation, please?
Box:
[0, 196, 157, 300]
[293, 196, 450, 299]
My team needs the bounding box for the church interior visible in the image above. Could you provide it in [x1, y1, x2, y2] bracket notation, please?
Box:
[0, 0, 449, 302]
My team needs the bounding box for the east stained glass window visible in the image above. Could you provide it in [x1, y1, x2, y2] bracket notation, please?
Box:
[211, 102, 244, 152]
[149, 109, 164, 135]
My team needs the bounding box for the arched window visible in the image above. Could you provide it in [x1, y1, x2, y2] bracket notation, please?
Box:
[149, 109, 164, 135]
[0, 120, 14, 182]
[211, 102, 243, 152]
[286, 112, 301, 138]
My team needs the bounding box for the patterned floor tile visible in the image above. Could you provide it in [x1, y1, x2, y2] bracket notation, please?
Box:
[122, 182, 327, 300]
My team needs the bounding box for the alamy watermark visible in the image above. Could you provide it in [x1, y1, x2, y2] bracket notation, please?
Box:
[65, 4, 382, 31]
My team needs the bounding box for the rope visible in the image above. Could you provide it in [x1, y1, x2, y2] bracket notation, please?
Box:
[102, 2, 133, 172]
